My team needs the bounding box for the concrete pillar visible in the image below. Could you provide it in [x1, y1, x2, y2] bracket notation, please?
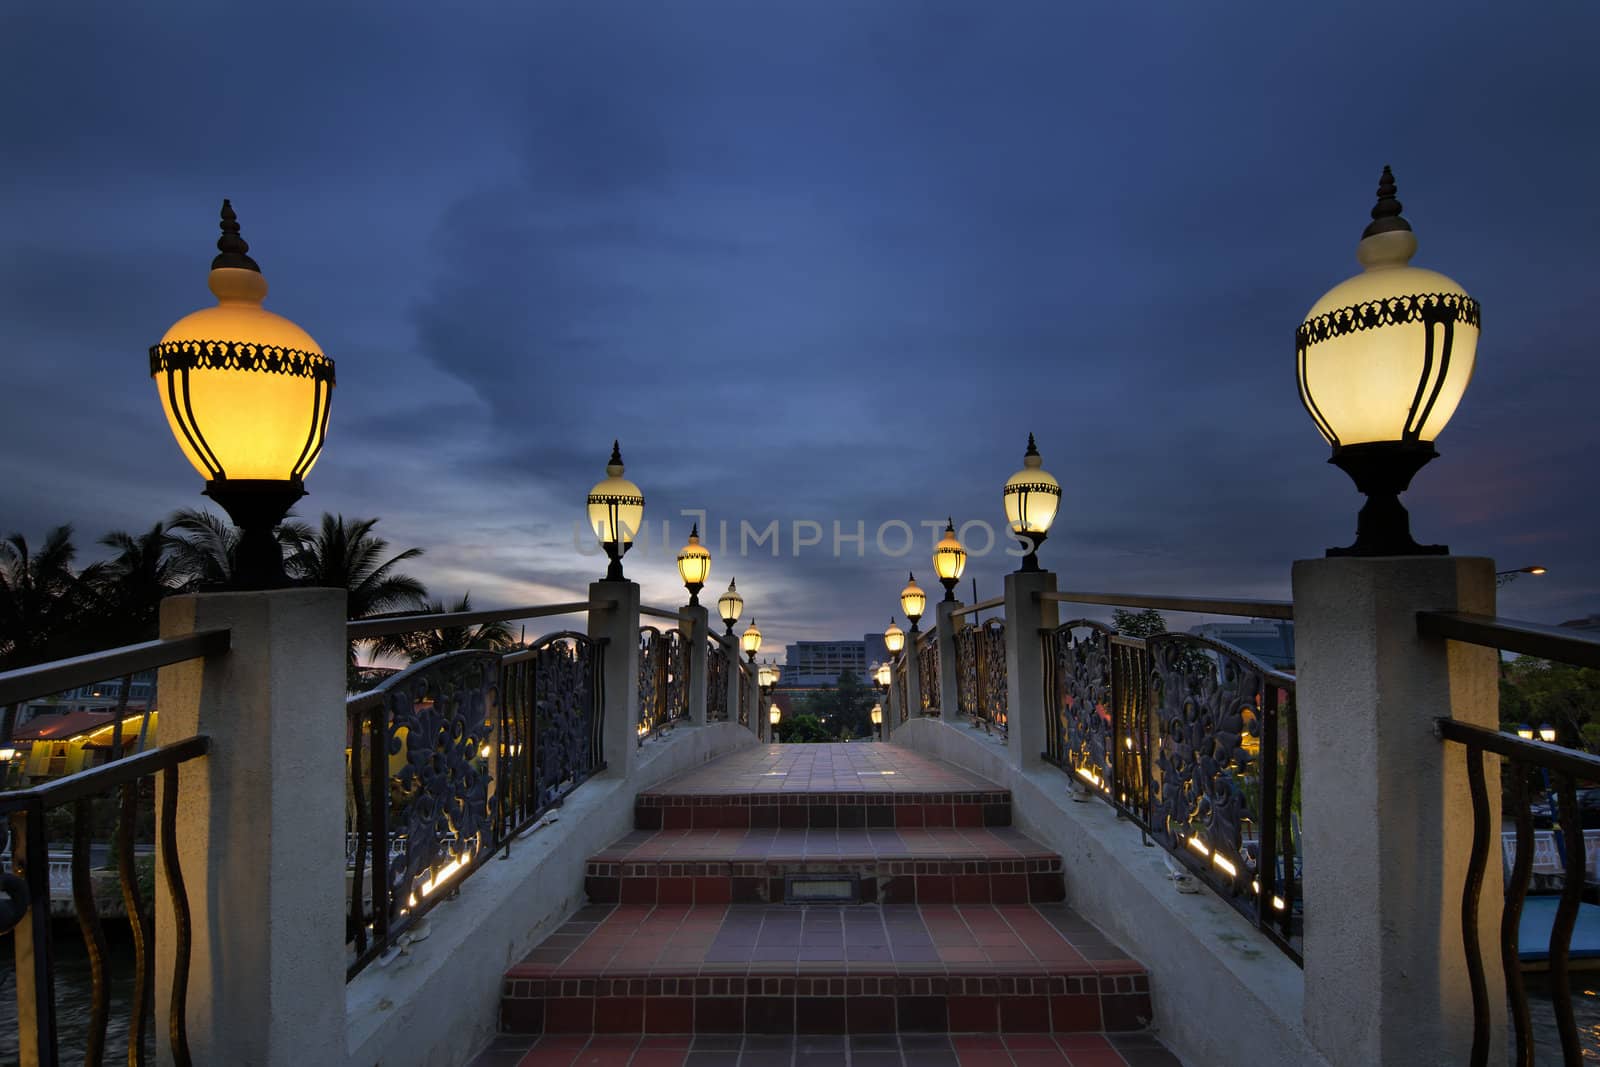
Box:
[1293, 556, 1500, 1067]
[935, 599, 963, 720]
[903, 630, 923, 722]
[1002, 569, 1058, 769]
[154, 588, 347, 1067]
[683, 603, 709, 726]
[721, 636, 743, 731]
[588, 579, 641, 780]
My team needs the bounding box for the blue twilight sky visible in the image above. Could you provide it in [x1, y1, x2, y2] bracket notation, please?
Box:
[1, 2, 1597, 655]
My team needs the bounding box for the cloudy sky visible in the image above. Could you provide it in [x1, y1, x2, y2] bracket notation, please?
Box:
[2, 2, 1596, 654]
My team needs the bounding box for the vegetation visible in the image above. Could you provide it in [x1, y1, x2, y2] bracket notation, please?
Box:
[0, 511, 440, 741]
[373, 592, 517, 664]
[774, 713, 833, 744]
[793, 668, 878, 739]
[1112, 607, 1167, 639]
[1499, 656, 1600, 752]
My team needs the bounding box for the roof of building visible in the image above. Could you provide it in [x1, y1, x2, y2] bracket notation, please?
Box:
[13, 710, 115, 742]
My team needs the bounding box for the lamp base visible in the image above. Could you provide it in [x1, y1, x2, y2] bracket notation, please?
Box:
[603, 542, 630, 581]
[203, 478, 306, 590]
[939, 577, 959, 602]
[1016, 532, 1046, 573]
[1327, 442, 1447, 557]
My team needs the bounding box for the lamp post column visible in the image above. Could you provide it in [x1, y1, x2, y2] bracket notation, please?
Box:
[885, 667, 901, 739]
[1293, 556, 1500, 1066]
[1002, 568, 1057, 769]
[589, 578, 641, 781]
[722, 638, 744, 733]
[903, 635, 923, 722]
[683, 603, 709, 726]
[935, 599, 962, 720]
[154, 588, 347, 1066]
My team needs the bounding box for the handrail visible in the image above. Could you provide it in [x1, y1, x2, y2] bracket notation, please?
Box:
[639, 605, 692, 623]
[0, 735, 213, 810]
[949, 596, 1004, 619]
[1436, 718, 1600, 779]
[346, 600, 614, 641]
[1419, 611, 1600, 669]
[1038, 590, 1293, 620]
[0, 629, 232, 707]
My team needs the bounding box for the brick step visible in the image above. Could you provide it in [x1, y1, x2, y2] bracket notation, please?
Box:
[501, 903, 1152, 1037]
[586, 827, 1064, 907]
[634, 790, 1011, 831]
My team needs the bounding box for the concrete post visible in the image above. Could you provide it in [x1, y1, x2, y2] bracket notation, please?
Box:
[885, 668, 900, 740]
[1002, 569, 1058, 769]
[589, 579, 641, 781]
[722, 638, 745, 733]
[1293, 556, 1500, 1067]
[744, 663, 761, 740]
[935, 599, 963, 720]
[683, 603, 709, 726]
[903, 630, 923, 722]
[154, 588, 347, 1067]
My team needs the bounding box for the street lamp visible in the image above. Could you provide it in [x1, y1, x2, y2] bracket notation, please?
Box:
[676, 523, 711, 604]
[933, 518, 967, 601]
[758, 662, 780, 690]
[1539, 723, 1558, 744]
[718, 578, 743, 635]
[587, 441, 645, 580]
[900, 574, 926, 633]
[151, 200, 336, 589]
[742, 619, 762, 662]
[769, 702, 782, 741]
[1003, 434, 1060, 572]
[871, 703, 883, 739]
[884, 618, 905, 656]
[874, 662, 891, 690]
[1497, 565, 1547, 587]
[1297, 166, 1480, 557]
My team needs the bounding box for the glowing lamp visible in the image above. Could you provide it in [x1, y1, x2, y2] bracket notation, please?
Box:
[742, 619, 762, 662]
[1003, 433, 1060, 572]
[1539, 724, 1557, 744]
[933, 517, 967, 600]
[1297, 167, 1480, 556]
[718, 578, 743, 635]
[758, 663, 780, 689]
[874, 662, 891, 688]
[587, 440, 645, 580]
[870, 704, 883, 726]
[1515, 725, 1534, 740]
[151, 200, 335, 588]
[676, 523, 711, 603]
[884, 618, 905, 655]
[899, 573, 926, 632]
[769, 703, 781, 725]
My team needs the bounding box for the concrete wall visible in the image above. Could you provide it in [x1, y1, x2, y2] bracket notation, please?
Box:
[346, 721, 757, 1067]
[891, 716, 1331, 1067]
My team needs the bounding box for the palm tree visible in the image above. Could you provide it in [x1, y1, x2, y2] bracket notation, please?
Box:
[165, 508, 312, 590]
[0, 526, 102, 742]
[283, 514, 428, 682]
[96, 524, 191, 757]
[373, 593, 516, 664]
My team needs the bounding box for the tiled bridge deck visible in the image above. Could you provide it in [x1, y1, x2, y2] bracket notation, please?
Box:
[475, 744, 1181, 1067]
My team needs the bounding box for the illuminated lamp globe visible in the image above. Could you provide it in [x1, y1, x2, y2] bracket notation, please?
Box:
[1297, 166, 1480, 556]
[769, 703, 781, 725]
[884, 618, 905, 656]
[874, 662, 891, 688]
[151, 200, 335, 589]
[1003, 434, 1060, 572]
[742, 619, 762, 662]
[676, 523, 712, 604]
[717, 578, 743, 635]
[1539, 724, 1557, 744]
[758, 663, 780, 689]
[587, 441, 645, 580]
[933, 517, 967, 600]
[871, 704, 883, 726]
[899, 573, 927, 631]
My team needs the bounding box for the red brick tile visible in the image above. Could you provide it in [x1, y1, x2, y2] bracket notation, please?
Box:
[846, 996, 896, 1034]
[656, 878, 694, 907]
[644, 997, 694, 1033]
[1050, 994, 1102, 1032]
[593, 997, 644, 1033]
[619, 879, 657, 907]
[1000, 996, 1051, 1032]
[947, 996, 1000, 1032]
[693, 877, 731, 906]
[544, 999, 595, 1033]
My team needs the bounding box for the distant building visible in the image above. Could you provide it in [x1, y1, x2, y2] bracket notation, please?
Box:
[1187, 619, 1295, 671]
[780, 635, 889, 687]
[15, 670, 157, 729]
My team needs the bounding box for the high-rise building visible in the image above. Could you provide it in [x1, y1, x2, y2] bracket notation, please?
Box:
[780, 635, 890, 687]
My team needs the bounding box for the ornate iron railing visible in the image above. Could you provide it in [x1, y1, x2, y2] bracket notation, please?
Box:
[738, 662, 751, 727]
[895, 656, 909, 724]
[0, 630, 228, 1067]
[954, 619, 1007, 735]
[636, 627, 687, 742]
[706, 636, 729, 722]
[1044, 625, 1301, 962]
[1425, 611, 1600, 1067]
[345, 635, 603, 978]
[916, 631, 940, 716]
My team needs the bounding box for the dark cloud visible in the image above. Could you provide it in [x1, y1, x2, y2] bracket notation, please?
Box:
[1, 3, 1596, 651]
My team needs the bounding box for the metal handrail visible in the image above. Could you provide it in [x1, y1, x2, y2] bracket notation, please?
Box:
[0, 629, 232, 707]
[639, 605, 693, 623]
[949, 596, 1004, 619]
[1038, 590, 1293, 620]
[1435, 717, 1600, 779]
[1419, 611, 1600, 669]
[346, 600, 614, 640]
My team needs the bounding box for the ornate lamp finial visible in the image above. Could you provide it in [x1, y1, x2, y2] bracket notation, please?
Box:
[1362, 165, 1412, 238]
[212, 199, 261, 272]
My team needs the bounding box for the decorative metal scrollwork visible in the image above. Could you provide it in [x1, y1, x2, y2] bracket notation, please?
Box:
[978, 619, 1007, 733]
[738, 664, 751, 726]
[1296, 291, 1479, 350]
[706, 636, 729, 722]
[1049, 621, 1114, 792]
[0, 870, 29, 935]
[382, 651, 499, 913]
[637, 626, 686, 741]
[149, 338, 337, 382]
[917, 632, 940, 715]
[895, 658, 909, 723]
[955, 625, 977, 717]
